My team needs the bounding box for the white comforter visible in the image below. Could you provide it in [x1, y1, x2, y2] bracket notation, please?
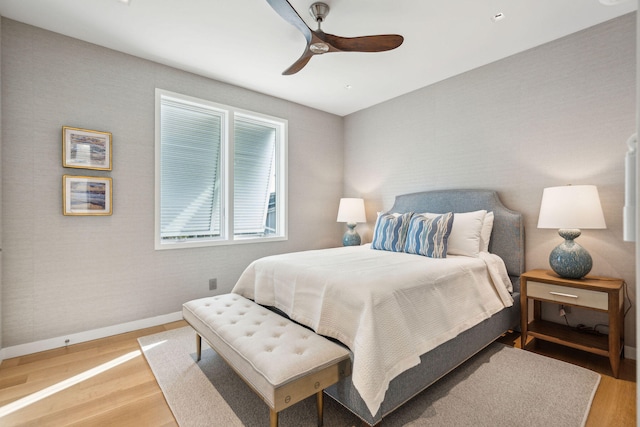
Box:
[231, 244, 513, 416]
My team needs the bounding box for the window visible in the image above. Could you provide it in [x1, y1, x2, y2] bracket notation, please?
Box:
[155, 89, 287, 249]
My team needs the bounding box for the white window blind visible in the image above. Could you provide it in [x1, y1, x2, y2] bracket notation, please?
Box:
[234, 118, 276, 236]
[160, 98, 222, 240]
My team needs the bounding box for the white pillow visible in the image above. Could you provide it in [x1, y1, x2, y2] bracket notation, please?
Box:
[480, 211, 494, 252]
[421, 210, 487, 257]
[449, 210, 487, 257]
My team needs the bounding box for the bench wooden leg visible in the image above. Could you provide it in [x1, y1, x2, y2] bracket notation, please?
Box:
[316, 390, 324, 426]
[270, 408, 278, 427]
[196, 334, 202, 362]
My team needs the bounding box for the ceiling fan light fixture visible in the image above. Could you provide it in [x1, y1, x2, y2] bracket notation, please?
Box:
[310, 42, 330, 54]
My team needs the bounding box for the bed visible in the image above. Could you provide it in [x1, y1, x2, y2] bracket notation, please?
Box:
[232, 189, 524, 425]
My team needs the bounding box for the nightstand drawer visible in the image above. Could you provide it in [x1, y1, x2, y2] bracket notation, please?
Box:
[527, 280, 608, 310]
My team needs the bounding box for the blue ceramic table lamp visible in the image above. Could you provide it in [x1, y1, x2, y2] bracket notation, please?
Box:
[537, 185, 606, 279]
[337, 198, 366, 246]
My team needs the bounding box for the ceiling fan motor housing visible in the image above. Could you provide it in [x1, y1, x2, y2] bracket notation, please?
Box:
[309, 2, 330, 22]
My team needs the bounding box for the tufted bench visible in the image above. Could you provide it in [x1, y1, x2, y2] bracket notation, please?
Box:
[182, 294, 351, 427]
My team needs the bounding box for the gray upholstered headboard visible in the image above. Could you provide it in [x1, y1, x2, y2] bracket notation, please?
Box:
[389, 189, 525, 280]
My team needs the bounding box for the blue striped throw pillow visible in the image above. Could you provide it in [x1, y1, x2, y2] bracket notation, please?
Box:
[371, 212, 414, 252]
[403, 212, 454, 258]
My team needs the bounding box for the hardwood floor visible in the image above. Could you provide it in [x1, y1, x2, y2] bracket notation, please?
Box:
[0, 322, 185, 427]
[0, 323, 635, 426]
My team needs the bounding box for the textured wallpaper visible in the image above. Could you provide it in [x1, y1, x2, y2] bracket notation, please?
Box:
[343, 14, 637, 348]
[0, 13, 637, 354]
[0, 19, 344, 348]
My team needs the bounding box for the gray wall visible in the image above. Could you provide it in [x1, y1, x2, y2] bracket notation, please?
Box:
[1, 14, 636, 352]
[344, 14, 637, 347]
[0, 19, 344, 347]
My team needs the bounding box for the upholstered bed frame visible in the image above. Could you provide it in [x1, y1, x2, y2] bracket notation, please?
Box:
[324, 189, 525, 426]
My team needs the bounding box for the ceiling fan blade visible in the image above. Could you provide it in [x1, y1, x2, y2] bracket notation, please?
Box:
[267, 0, 405, 75]
[323, 33, 404, 52]
[282, 48, 314, 75]
[266, 0, 312, 43]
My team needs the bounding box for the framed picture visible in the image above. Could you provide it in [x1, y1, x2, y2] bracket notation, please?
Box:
[63, 175, 112, 216]
[62, 126, 112, 170]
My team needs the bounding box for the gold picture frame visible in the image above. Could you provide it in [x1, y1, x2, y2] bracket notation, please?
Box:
[63, 175, 113, 216]
[62, 126, 112, 170]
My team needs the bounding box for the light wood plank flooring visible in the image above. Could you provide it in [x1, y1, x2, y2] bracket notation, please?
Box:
[0, 322, 635, 426]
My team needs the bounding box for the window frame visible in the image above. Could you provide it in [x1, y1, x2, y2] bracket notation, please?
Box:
[154, 89, 288, 250]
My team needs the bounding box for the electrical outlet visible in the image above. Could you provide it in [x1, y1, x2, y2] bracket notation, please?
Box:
[209, 278, 217, 290]
[559, 305, 571, 316]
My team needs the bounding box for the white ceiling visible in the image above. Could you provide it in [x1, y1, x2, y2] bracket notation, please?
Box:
[0, 0, 637, 116]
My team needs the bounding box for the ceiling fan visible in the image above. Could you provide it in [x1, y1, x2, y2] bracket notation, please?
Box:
[266, 0, 404, 75]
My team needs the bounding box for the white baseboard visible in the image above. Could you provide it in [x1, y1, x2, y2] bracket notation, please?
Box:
[1, 314, 635, 365]
[0, 311, 183, 361]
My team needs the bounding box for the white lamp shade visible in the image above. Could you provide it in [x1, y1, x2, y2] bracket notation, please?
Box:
[537, 185, 606, 229]
[337, 198, 366, 223]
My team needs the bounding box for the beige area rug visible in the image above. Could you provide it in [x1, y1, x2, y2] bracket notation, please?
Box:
[138, 326, 600, 427]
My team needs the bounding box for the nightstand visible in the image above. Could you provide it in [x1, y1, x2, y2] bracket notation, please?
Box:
[520, 269, 625, 378]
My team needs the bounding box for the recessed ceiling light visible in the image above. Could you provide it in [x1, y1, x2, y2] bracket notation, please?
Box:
[491, 12, 505, 22]
[118, 0, 131, 5]
[345, 84, 352, 90]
